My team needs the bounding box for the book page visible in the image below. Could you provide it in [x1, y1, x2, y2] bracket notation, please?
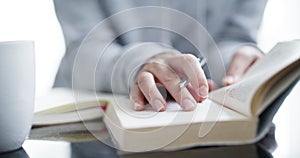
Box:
[209, 40, 300, 116]
[244, 40, 300, 79]
[33, 107, 103, 126]
[35, 88, 109, 114]
[106, 95, 248, 129]
[254, 61, 300, 115]
[209, 77, 258, 116]
[35, 88, 94, 113]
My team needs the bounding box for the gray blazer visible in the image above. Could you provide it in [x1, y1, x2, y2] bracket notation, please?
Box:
[53, 0, 267, 94]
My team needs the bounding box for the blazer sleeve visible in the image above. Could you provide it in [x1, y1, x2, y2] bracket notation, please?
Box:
[53, 0, 178, 94]
[208, 0, 268, 70]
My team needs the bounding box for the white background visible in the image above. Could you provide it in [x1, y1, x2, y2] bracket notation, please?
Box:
[0, 0, 65, 97]
[0, 0, 299, 97]
[1, 0, 300, 157]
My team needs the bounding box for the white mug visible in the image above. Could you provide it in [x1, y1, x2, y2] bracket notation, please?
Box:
[0, 41, 35, 153]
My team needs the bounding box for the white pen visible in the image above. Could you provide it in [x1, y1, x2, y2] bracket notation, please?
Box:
[179, 57, 207, 88]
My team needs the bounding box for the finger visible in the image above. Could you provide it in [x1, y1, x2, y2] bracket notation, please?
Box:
[136, 71, 166, 112]
[186, 84, 200, 102]
[187, 79, 217, 101]
[130, 82, 145, 111]
[223, 48, 262, 86]
[144, 61, 197, 111]
[185, 82, 208, 102]
[168, 54, 209, 100]
[207, 79, 219, 91]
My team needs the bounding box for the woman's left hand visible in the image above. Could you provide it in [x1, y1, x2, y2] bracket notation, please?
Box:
[222, 45, 263, 86]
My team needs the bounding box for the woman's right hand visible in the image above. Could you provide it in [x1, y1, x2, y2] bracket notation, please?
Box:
[129, 53, 209, 112]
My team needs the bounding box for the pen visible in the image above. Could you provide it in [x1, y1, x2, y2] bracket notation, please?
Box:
[179, 57, 207, 88]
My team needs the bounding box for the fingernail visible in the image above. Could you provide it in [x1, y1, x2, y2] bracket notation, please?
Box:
[224, 76, 234, 85]
[182, 99, 196, 111]
[134, 102, 144, 111]
[153, 99, 165, 112]
[198, 85, 208, 99]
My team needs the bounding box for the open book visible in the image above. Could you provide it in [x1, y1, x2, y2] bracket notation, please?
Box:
[31, 89, 110, 142]
[103, 40, 300, 151]
[31, 41, 300, 151]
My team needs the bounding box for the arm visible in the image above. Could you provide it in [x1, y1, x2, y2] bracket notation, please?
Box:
[53, 0, 174, 94]
[53, 0, 208, 111]
[207, 0, 268, 87]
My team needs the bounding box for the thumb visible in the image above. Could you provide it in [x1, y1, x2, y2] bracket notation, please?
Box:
[223, 46, 262, 86]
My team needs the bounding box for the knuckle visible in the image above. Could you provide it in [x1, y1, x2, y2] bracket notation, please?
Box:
[234, 51, 250, 61]
[143, 61, 164, 71]
[183, 54, 198, 63]
[234, 50, 245, 58]
[235, 46, 262, 59]
[137, 73, 150, 85]
[152, 62, 163, 70]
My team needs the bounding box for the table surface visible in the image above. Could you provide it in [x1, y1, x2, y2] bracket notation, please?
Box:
[1, 81, 299, 158]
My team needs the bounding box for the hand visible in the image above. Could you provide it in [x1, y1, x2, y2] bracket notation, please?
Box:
[207, 79, 219, 91]
[222, 45, 263, 86]
[130, 53, 209, 112]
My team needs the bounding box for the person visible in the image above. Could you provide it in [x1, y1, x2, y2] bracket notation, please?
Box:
[53, 0, 267, 112]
